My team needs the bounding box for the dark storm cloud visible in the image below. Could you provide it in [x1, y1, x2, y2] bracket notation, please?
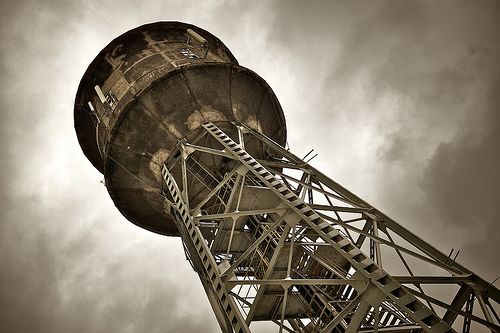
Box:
[422, 74, 500, 274]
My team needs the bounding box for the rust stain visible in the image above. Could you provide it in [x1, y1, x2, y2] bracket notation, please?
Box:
[149, 148, 170, 181]
[199, 105, 227, 124]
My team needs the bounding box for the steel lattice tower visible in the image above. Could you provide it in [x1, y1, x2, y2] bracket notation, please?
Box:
[75, 22, 499, 333]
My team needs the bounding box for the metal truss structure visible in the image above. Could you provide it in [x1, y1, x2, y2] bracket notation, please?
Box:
[161, 122, 500, 333]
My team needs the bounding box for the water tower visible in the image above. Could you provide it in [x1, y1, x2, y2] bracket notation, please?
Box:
[75, 22, 500, 333]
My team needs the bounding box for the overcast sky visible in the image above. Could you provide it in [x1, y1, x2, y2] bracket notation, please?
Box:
[1, 1, 499, 332]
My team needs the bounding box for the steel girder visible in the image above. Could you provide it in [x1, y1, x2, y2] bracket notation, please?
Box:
[161, 122, 500, 333]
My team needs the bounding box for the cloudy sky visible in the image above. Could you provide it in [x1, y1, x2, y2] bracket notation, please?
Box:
[1, 1, 499, 332]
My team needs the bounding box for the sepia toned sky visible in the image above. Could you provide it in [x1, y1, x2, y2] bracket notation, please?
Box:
[1, 1, 499, 332]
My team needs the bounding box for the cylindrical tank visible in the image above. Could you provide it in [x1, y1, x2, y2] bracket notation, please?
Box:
[74, 22, 287, 236]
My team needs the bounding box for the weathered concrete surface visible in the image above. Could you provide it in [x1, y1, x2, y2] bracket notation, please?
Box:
[74, 22, 287, 235]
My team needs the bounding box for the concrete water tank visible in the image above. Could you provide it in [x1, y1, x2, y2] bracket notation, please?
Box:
[74, 22, 287, 236]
